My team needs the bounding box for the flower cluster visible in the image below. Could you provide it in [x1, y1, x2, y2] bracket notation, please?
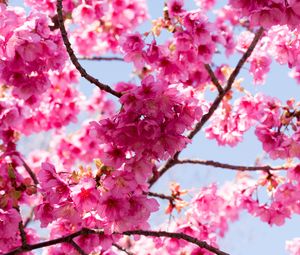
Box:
[90, 75, 202, 175]
[0, 63, 82, 142]
[229, 0, 300, 28]
[0, 4, 67, 105]
[120, 10, 217, 88]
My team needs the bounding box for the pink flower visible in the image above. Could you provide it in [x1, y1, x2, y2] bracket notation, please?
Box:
[121, 33, 145, 69]
[72, 4, 95, 24]
[38, 162, 70, 204]
[34, 202, 55, 227]
[256, 202, 291, 226]
[286, 238, 300, 255]
[0, 208, 21, 238]
[167, 0, 185, 18]
[288, 165, 300, 182]
[70, 178, 100, 212]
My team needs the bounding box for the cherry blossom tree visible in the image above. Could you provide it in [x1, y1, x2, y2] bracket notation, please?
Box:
[1, 0, 300, 254]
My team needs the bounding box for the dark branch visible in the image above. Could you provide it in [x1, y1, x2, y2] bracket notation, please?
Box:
[187, 27, 264, 141]
[78, 56, 124, 61]
[69, 240, 88, 255]
[112, 243, 134, 255]
[18, 220, 28, 248]
[176, 159, 289, 172]
[122, 230, 229, 255]
[149, 27, 264, 187]
[19, 157, 39, 185]
[147, 191, 174, 201]
[204, 64, 223, 94]
[56, 0, 122, 98]
[3, 229, 91, 255]
[3, 228, 228, 255]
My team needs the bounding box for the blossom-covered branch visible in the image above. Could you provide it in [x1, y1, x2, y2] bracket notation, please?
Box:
[56, 0, 122, 98]
[149, 27, 264, 187]
[187, 27, 264, 140]
[122, 230, 229, 255]
[4, 228, 229, 255]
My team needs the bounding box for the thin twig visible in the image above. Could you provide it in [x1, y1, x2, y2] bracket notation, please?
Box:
[204, 64, 223, 94]
[176, 159, 290, 172]
[149, 27, 264, 187]
[19, 157, 39, 185]
[113, 243, 134, 255]
[147, 191, 174, 201]
[56, 0, 121, 98]
[3, 228, 228, 255]
[24, 207, 34, 228]
[69, 240, 88, 255]
[78, 56, 124, 61]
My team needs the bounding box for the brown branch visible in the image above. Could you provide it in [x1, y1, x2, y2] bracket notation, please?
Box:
[122, 230, 229, 255]
[112, 243, 134, 255]
[3, 228, 228, 255]
[149, 27, 264, 187]
[187, 27, 264, 141]
[19, 157, 39, 185]
[69, 240, 88, 255]
[56, 0, 122, 98]
[14, 207, 29, 250]
[4, 228, 91, 255]
[204, 64, 223, 94]
[176, 159, 289, 172]
[147, 191, 174, 201]
[18, 220, 28, 249]
[78, 56, 124, 61]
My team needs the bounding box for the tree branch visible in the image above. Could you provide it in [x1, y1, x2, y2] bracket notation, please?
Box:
[3, 228, 228, 255]
[18, 220, 28, 249]
[4, 228, 91, 255]
[19, 157, 39, 185]
[187, 27, 264, 141]
[122, 230, 229, 255]
[69, 240, 88, 255]
[149, 27, 264, 187]
[204, 64, 223, 94]
[78, 56, 124, 61]
[176, 159, 289, 172]
[112, 243, 134, 255]
[56, 0, 122, 98]
[147, 191, 174, 201]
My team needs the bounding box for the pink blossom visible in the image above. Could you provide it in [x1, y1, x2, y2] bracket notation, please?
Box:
[34, 202, 55, 227]
[286, 238, 300, 255]
[70, 178, 100, 212]
[0, 208, 21, 237]
[167, 0, 185, 18]
[38, 162, 70, 204]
